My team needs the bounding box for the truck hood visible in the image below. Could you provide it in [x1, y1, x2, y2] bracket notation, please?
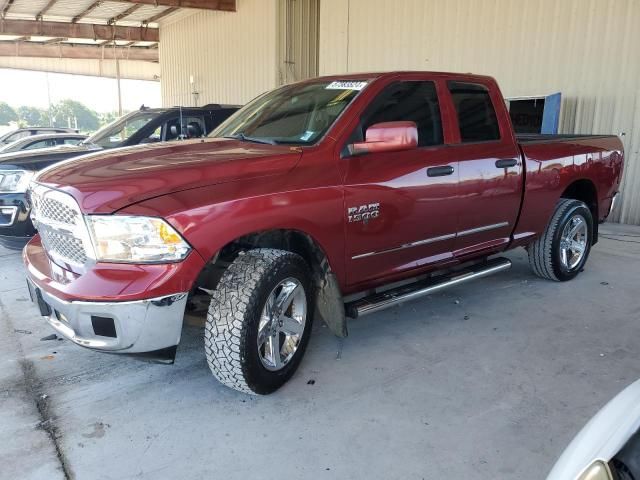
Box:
[35, 138, 303, 213]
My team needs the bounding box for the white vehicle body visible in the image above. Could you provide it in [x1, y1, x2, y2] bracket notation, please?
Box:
[547, 379, 640, 479]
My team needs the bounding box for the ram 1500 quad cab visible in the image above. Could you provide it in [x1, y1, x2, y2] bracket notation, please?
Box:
[23, 72, 624, 394]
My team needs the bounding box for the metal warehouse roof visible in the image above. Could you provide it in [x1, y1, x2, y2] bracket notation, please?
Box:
[0, 1, 236, 62]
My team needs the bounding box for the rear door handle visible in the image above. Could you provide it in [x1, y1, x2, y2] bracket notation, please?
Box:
[495, 159, 518, 168]
[427, 165, 455, 177]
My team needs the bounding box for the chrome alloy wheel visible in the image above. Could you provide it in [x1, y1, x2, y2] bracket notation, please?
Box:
[559, 214, 588, 270]
[257, 278, 307, 371]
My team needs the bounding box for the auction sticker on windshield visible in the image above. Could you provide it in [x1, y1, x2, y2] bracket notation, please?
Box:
[326, 81, 368, 90]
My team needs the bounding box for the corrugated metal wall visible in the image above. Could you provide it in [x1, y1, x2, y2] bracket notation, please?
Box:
[276, 0, 320, 85]
[159, 0, 278, 107]
[319, 0, 640, 225]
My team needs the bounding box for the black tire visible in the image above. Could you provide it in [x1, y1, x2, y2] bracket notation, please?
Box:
[527, 198, 593, 281]
[204, 248, 314, 394]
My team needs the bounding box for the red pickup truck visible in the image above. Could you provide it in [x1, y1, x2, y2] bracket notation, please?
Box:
[24, 72, 624, 394]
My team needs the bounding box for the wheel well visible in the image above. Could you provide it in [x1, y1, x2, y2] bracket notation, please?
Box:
[190, 229, 347, 337]
[561, 179, 599, 243]
[193, 229, 332, 293]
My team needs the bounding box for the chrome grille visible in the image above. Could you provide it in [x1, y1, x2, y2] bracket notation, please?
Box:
[29, 184, 92, 271]
[39, 227, 88, 265]
[38, 196, 78, 225]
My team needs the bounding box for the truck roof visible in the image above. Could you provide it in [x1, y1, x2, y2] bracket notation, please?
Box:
[295, 70, 497, 84]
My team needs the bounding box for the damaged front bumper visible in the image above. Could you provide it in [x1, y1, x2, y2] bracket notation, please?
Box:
[27, 278, 188, 353]
[23, 235, 203, 356]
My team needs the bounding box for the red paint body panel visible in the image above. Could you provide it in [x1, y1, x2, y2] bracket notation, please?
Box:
[38, 138, 302, 213]
[511, 137, 624, 247]
[27, 71, 624, 302]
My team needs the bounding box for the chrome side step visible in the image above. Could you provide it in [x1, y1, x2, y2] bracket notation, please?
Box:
[345, 257, 512, 318]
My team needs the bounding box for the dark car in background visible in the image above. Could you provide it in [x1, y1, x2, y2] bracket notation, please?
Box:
[0, 133, 87, 154]
[0, 104, 239, 248]
[0, 127, 79, 146]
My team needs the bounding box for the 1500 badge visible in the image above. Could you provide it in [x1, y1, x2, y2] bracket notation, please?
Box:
[348, 203, 380, 223]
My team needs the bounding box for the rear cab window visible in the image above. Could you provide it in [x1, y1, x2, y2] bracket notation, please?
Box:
[448, 81, 501, 143]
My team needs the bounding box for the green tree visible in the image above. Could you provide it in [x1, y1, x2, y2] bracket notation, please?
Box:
[0, 102, 18, 125]
[17, 106, 48, 127]
[50, 99, 100, 132]
[99, 111, 120, 128]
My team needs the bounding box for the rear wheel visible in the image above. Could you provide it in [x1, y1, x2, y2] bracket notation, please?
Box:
[204, 248, 313, 394]
[528, 199, 593, 281]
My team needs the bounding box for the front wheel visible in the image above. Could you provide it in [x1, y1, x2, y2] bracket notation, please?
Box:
[205, 249, 314, 394]
[528, 198, 593, 281]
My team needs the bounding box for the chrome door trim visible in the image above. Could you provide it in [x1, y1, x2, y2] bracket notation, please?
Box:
[351, 222, 509, 260]
[457, 221, 509, 238]
[351, 233, 456, 260]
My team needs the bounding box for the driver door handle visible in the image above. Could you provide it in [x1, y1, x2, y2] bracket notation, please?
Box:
[427, 165, 455, 177]
[495, 158, 518, 168]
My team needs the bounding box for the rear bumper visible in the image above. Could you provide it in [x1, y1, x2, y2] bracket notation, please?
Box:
[27, 278, 188, 352]
[607, 192, 621, 218]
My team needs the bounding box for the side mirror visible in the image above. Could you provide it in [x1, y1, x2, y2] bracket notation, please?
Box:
[349, 121, 418, 155]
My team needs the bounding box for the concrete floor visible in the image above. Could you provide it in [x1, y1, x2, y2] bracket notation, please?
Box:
[1, 223, 639, 480]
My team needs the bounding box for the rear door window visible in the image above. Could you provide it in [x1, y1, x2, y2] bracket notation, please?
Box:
[59, 137, 83, 146]
[5, 131, 29, 143]
[24, 139, 55, 150]
[163, 116, 206, 141]
[448, 81, 500, 142]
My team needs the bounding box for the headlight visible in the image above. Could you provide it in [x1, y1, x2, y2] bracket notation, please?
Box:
[0, 170, 35, 193]
[578, 461, 613, 480]
[85, 215, 191, 263]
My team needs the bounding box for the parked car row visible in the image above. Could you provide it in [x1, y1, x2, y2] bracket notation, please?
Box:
[0, 104, 239, 248]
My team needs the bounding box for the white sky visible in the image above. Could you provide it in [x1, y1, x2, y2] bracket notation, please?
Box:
[0, 69, 161, 113]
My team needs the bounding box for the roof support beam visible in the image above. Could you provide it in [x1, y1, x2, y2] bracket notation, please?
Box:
[36, 0, 59, 20]
[111, 0, 236, 12]
[108, 4, 141, 24]
[72, 1, 101, 23]
[142, 7, 178, 24]
[0, 19, 158, 42]
[1, 0, 15, 18]
[0, 41, 158, 61]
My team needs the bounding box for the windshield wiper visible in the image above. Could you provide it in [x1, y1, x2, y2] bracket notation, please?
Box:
[224, 133, 277, 145]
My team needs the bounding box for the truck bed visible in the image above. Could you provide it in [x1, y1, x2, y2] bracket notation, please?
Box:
[512, 133, 624, 247]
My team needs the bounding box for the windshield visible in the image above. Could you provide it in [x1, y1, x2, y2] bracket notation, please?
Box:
[85, 111, 159, 149]
[211, 80, 369, 145]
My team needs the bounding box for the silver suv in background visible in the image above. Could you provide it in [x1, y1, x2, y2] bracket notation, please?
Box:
[0, 133, 87, 154]
[0, 127, 79, 145]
